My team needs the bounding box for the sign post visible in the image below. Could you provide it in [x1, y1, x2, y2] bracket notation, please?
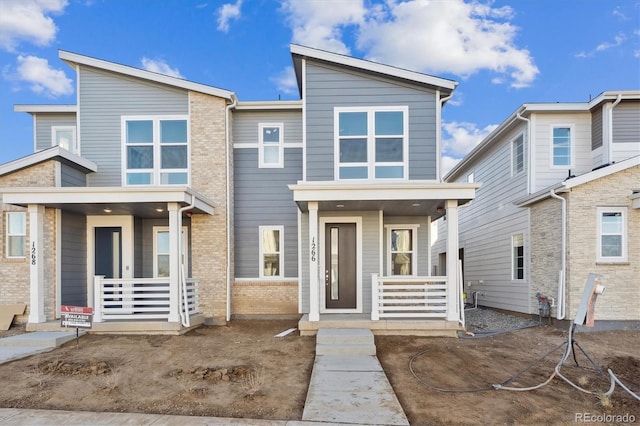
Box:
[60, 305, 93, 346]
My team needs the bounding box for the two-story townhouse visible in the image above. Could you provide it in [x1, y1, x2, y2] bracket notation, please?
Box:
[434, 91, 640, 327]
[1, 45, 478, 335]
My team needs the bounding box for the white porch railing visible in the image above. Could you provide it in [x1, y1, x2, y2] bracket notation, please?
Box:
[371, 274, 448, 320]
[93, 276, 199, 322]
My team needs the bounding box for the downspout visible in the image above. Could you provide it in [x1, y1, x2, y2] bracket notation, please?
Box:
[225, 94, 238, 322]
[549, 190, 566, 320]
[179, 196, 196, 327]
[608, 94, 622, 163]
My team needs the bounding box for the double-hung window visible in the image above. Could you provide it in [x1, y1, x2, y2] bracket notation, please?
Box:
[552, 126, 572, 167]
[259, 123, 283, 168]
[259, 226, 283, 278]
[6, 212, 26, 258]
[387, 226, 417, 275]
[512, 233, 524, 280]
[52, 126, 77, 153]
[512, 134, 524, 175]
[597, 207, 627, 262]
[153, 227, 188, 277]
[336, 106, 408, 180]
[123, 116, 189, 185]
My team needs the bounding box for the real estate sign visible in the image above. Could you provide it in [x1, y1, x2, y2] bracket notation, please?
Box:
[60, 305, 93, 329]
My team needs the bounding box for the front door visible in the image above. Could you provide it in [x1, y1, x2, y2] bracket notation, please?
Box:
[95, 227, 122, 279]
[324, 223, 357, 309]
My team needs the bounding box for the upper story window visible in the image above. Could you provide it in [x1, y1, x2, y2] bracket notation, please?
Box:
[122, 116, 189, 186]
[512, 233, 524, 280]
[6, 212, 26, 258]
[552, 126, 572, 167]
[387, 226, 418, 276]
[335, 106, 408, 180]
[259, 226, 283, 278]
[259, 123, 283, 168]
[512, 134, 524, 175]
[597, 207, 627, 262]
[52, 126, 77, 154]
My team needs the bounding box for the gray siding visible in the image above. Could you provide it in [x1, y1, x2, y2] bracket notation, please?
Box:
[591, 106, 603, 150]
[60, 211, 87, 306]
[60, 164, 87, 187]
[233, 109, 302, 146]
[612, 101, 640, 144]
[78, 66, 189, 187]
[304, 61, 438, 181]
[233, 148, 302, 278]
[34, 113, 76, 151]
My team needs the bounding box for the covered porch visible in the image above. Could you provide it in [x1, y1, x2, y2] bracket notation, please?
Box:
[2, 186, 214, 334]
[290, 181, 479, 336]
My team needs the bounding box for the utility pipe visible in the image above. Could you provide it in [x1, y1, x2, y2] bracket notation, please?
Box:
[178, 196, 196, 327]
[607, 94, 622, 164]
[549, 190, 566, 320]
[225, 94, 238, 322]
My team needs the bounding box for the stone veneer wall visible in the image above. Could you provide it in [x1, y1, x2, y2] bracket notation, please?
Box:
[231, 281, 298, 318]
[0, 161, 58, 323]
[189, 92, 231, 324]
[565, 165, 640, 321]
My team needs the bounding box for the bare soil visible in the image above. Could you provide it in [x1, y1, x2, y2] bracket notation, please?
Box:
[0, 321, 638, 425]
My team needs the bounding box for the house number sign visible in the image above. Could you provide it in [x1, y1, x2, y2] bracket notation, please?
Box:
[31, 242, 37, 266]
[310, 237, 316, 262]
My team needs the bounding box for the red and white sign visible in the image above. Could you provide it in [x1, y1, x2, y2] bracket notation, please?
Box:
[61, 305, 93, 314]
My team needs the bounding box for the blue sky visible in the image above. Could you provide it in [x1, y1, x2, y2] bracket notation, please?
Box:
[0, 0, 639, 173]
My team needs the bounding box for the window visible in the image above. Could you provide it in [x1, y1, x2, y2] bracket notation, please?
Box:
[467, 172, 475, 183]
[259, 123, 283, 168]
[512, 134, 524, 175]
[259, 226, 283, 278]
[153, 227, 188, 277]
[387, 226, 418, 275]
[512, 233, 524, 280]
[335, 106, 408, 180]
[597, 207, 627, 262]
[552, 126, 572, 167]
[6, 212, 26, 258]
[52, 126, 77, 153]
[123, 117, 189, 185]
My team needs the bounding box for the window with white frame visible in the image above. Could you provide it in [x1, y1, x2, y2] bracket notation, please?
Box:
[123, 116, 189, 185]
[52, 126, 77, 153]
[259, 123, 283, 168]
[552, 126, 572, 167]
[512, 233, 524, 280]
[6, 212, 26, 258]
[153, 227, 188, 277]
[512, 134, 524, 175]
[335, 106, 408, 180]
[259, 226, 283, 278]
[467, 172, 475, 183]
[597, 207, 627, 262]
[387, 226, 418, 275]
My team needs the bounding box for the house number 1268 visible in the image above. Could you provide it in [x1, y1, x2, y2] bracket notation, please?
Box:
[31, 242, 37, 266]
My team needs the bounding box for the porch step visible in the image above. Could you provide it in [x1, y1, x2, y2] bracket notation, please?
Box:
[315, 328, 376, 356]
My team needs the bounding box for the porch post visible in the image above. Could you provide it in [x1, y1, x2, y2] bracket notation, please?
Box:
[308, 201, 319, 322]
[28, 204, 46, 323]
[445, 200, 459, 321]
[168, 203, 180, 323]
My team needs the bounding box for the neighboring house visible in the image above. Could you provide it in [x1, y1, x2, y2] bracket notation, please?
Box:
[433, 91, 639, 326]
[1, 45, 477, 335]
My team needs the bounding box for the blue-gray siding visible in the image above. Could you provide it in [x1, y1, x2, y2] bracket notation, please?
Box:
[60, 163, 87, 187]
[60, 211, 87, 306]
[233, 109, 302, 147]
[612, 101, 640, 144]
[233, 148, 302, 278]
[591, 106, 603, 150]
[304, 61, 438, 181]
[78, 66, 189, 187]
[34, 113, 76, 151]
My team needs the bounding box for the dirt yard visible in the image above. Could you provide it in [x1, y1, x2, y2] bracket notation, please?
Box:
[0, 321, 638, 425]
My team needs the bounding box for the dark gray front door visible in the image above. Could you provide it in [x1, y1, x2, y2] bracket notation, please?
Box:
[324, 223, 357, 309]
[94, 227, 122, 279]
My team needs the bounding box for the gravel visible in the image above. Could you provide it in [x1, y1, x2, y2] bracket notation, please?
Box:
[463, 306, 539, 335]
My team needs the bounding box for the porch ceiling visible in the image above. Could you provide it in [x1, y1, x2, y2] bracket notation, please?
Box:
[1, 186, 215, 218]
[289, 181, 479, 217]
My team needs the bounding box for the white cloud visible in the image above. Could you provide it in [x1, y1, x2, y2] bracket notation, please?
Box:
[271, 66, 298, 95]
[0, 0, 68, 51]
[575, 32, 628, 58]
[441, 155, 462, 177]
[280, 0, 366, 54]
[141, 57, 184, 79]
[442, 121, 497, 158]
[357, 0, 538, 88]
[217, 0, 243, 33]
[16, 55, 73, 97]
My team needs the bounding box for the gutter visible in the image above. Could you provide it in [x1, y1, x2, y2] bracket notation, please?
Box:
[549, 190, 566, 320]
[225, 94, 238, 322]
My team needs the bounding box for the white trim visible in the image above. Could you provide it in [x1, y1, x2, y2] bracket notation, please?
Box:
[549, 124, 575, 169]
[334, 106, 409, 181]
[297, 209, 303, 313]
[0, 146, 96, 177]
[235, 100, 302, 110]
[14, 104, 77, 113]
[51, 125, 77, 154]
[258, 123, 284, 168]
[259, 225, 284, 279]
[55, 209, 62, 318]
[319, 216, 363, 314]
[153, 226, 188, 278]
[235, 277, 300, 283]
[596, 207, 628, 262]
[234, 142, 303, 149]
[302, 58, 307, 182]
[384, 224, 420, 276]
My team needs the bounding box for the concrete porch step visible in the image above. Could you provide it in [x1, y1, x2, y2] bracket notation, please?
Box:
[0, 331, 79, 348]
[316, 342, 377, 356]
[315, 328, 376, 356]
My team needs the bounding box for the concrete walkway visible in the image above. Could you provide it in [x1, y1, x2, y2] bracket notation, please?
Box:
[0, 331, 79, 364]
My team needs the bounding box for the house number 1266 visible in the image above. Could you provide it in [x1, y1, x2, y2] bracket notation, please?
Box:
[310, 237, 316, 262]
[31, 242, 37, 266]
